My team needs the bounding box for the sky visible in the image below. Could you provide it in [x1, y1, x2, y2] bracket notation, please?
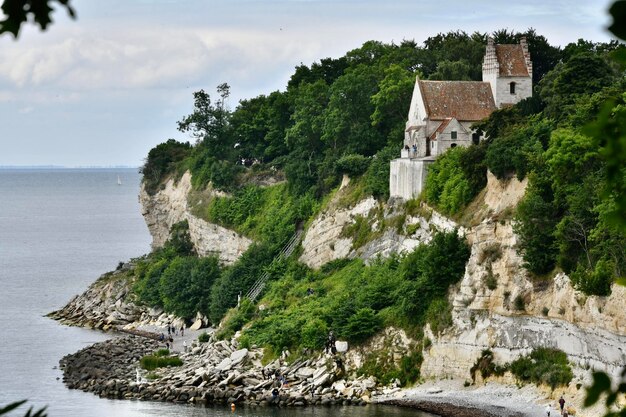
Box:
[0, 0, 617, 167]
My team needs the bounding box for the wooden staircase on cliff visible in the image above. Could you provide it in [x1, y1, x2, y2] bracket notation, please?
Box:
[245, 227, 304, 302]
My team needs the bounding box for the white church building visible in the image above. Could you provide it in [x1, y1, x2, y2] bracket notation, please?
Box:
[389, 37, 533, 200]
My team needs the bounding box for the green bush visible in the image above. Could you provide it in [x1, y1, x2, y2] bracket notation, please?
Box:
[340, 214, 376, 249]
[336, 154, 371, 177]
[340, 308, 382, 344]
[141, 139, 191, 195]
[140, 354, 183, 371]
[470, 349, 508, 382]
[155, 349, 170, 357]
[159, 256, 221, 319]
[398, 230, 470, 320]
[164, 220, 196, 256]
[364, 144, 398, 200]
[510, 348, 573, 388]
[357, 350, 422, 387]
[300, 318, 329, 350]
[424, 298, 453, 335]
[198, 332, 210, 343]
[424, 147, 475, 215]
[217, 299, 257, 339]
[569, 259, 614, 296]
[209, 243, 275, 324]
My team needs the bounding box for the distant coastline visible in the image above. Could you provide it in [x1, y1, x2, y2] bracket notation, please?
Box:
[0, 165, 139, 170]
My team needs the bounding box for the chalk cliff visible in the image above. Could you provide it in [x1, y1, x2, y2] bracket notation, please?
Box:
[296, 171, 626, 414]
[139, 171, 252, 265]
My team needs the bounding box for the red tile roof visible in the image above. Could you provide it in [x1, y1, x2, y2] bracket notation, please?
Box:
[418, 80, 496, 121]
[429, 118, 452, 140]
[495, 44, 529, 77]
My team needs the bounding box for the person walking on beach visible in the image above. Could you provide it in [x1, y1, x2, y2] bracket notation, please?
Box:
[180, 325, 184, 336]
[558, 396, 565, 414]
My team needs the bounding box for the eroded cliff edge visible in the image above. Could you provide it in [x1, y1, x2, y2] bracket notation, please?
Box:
[296, 172, 626, 415]
[139, 171, 252, 265]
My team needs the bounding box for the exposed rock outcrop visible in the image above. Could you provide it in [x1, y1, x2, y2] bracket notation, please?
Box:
[48, 264, 145, 330]
[299, 177, 456, 269]
[139, 171, 252, 265]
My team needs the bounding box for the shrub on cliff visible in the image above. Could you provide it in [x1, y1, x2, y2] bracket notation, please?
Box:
[423, 146, 484, 215]
[398, 230, 470, 321]
[159, 256, 221, 319]
[510, 347, 573, 388]
[209, 243, 275, 324]
[335, 154, 370, 177]
[141, 139, 191, 195]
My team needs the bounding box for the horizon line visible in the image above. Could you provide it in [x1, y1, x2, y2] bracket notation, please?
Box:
[0, 165, 140, 169]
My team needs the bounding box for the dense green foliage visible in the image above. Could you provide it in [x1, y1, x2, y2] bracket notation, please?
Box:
[424, 146, 487, 215]
[419, 38, 626, 293]
[133, 221, 221, 320]
[470, 349, 507, 382]
[357, 350, 423, 386]
[141, 139, 192, 195]
[142, 29, 560, 200]
[469, 347, 573, 389]
[240, 230, 469, 355]
[510, 348, 573, 389]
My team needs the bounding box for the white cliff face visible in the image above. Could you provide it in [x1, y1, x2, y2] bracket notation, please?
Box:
[140, 172, 192, 249]
[299, 178, 457, 269]
[299, 195, 378, 268]
[301, 171, 626, 414]
[139, 171, 252, 265]
[419, 172, 626, 415]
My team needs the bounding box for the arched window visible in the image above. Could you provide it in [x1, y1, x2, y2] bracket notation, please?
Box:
[450, 143, 457, 148]
[510, 82, 516, 94]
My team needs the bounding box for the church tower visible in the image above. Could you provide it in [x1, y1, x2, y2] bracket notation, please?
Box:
[482, 37, 532, 108]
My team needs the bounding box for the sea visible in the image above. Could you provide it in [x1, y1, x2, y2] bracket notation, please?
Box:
[0, 168, 431, 417]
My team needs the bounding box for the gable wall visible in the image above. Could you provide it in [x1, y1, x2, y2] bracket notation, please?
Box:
[493, 76, 532, 107]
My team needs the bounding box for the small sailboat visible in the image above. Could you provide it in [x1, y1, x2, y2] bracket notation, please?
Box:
[117, 175, 122, 185]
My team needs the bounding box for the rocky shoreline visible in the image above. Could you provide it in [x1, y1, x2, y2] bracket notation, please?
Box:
[59, 332, 549, 417]
[59, 334, 391, 407]
[50, 270, 549, 416]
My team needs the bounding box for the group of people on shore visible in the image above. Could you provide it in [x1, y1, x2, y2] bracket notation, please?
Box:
[157, 322, 187, 351]
[546, 395, 569, 417]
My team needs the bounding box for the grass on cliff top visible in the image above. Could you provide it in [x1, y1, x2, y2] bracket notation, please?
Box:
[193, 182, 320, 245]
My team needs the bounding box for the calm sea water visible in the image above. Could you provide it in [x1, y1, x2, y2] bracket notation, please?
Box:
[0, 168, 430, 417]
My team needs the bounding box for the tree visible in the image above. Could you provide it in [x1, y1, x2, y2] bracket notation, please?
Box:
[539, 52, 619, 120]
[177, 84, 232, 156]
[322, 63, 384, 156]
[140, 139, 191, 194]
[371, 64, 416, 143]
[159, 256, 221, 319]
[0, 0, 74, 37]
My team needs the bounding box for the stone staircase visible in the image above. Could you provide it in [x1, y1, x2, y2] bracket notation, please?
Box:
[245, 228, 304, 302]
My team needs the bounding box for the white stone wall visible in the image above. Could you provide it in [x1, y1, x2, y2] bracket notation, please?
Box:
[389, 158, 432, 200]
[493, 76, 532, 107]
